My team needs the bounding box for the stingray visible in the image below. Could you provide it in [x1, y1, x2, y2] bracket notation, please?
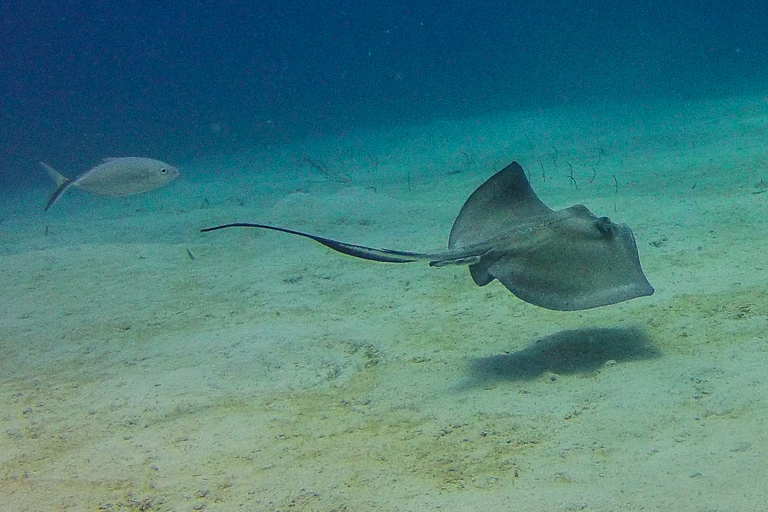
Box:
[202, 162, 654, 311]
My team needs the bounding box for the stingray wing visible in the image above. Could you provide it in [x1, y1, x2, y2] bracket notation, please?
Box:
[449, 162, 553, 249]
[479, 205, 654, 310]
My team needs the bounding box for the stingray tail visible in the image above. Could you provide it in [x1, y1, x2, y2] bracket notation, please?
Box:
[200, 223, 435, 263]
[40, 162, 73, 210]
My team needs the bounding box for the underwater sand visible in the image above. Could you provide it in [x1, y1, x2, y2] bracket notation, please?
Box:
[2, 95, 768, 511]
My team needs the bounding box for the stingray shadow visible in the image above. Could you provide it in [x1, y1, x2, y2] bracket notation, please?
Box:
[466, 327, 660, 385]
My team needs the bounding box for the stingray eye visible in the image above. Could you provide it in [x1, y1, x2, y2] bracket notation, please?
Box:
[160, 168, 167, 173]
[596, 217, 613, 236]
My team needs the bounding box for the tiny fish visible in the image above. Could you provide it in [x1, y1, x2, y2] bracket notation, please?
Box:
[41, 157, 180, 210]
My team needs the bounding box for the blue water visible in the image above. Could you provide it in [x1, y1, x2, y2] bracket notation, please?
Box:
[1, 1, 767, 188]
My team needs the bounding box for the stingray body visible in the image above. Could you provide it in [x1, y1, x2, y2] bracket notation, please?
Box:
[202, 162, 654, 311]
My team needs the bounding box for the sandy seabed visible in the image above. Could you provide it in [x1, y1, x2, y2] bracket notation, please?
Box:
[2, 95, 768, 511]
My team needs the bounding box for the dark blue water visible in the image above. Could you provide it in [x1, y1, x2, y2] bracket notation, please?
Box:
[2, 0, 767, 189]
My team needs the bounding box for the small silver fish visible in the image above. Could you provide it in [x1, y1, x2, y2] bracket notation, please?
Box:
[41, 157, 180, 210]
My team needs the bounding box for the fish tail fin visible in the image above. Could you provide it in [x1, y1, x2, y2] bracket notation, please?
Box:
[40, 162, 72, 210]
